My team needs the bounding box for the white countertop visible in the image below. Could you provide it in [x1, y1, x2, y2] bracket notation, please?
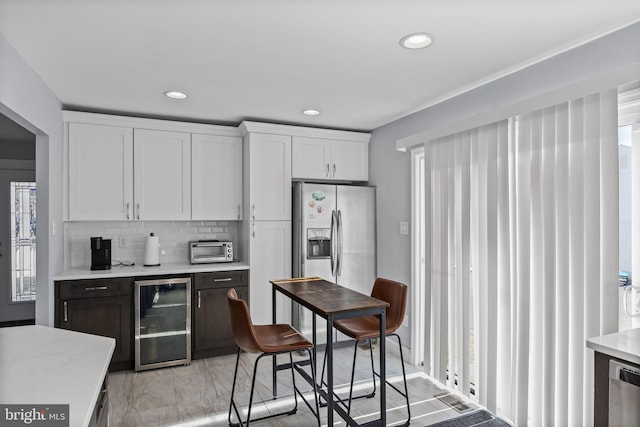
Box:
[586, 327, 640, 365]
[54, 261, 249, 281]
[0, 325, 115, 427]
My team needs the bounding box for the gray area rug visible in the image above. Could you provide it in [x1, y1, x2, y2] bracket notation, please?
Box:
[426, 409, 511, 427]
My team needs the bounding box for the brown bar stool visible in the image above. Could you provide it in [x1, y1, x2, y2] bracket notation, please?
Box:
[226, 288, 320, 427]
[321, 278, 411, 426]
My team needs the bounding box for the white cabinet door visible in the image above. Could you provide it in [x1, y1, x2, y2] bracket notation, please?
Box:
[68, 123, 134, 220]
[248, 133, 291, 221]
[291, 136, 330, 180]
[291, 136, 369, 182]
[330, 140, 368, 181]
[133, 129, 191, 220]
[192, 134, 242, 220]
[249, 220, 291, 325]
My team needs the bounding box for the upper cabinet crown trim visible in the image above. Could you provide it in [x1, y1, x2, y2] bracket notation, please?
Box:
[239, 121, 370, 143]
[62, 111, 241, 137]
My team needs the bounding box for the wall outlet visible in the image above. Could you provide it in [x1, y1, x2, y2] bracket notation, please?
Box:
[118, 236, 127, 248]
[400, 221, 409, 235]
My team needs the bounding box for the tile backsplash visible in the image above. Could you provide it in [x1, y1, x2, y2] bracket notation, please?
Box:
[64, 221, 239, 269]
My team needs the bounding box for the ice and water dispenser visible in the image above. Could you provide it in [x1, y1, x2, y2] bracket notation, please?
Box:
[307, 228, 331, 259]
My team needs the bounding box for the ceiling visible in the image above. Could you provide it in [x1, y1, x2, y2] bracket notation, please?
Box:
[1, 1, 639, 132]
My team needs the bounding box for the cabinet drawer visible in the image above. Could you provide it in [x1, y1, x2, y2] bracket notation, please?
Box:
[58, 278, 132, 300]
[194, 270, 247, 290]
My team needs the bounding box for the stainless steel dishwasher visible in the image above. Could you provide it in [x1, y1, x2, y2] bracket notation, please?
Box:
[134, 277, 191, 371]
[609, 359, 640, 427]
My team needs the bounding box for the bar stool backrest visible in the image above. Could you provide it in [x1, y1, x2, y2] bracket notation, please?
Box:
[227, 288, 261, 354]
[371, 278, 407, 334]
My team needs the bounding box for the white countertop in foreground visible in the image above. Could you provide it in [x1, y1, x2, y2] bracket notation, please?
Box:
[586, 327, 640, 365]
[54, 261, 250, 281]
[0, 325, 115, 427]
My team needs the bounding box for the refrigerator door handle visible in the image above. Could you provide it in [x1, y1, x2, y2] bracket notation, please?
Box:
[330, 210, 337, 276]
[337, 210, 343, 276]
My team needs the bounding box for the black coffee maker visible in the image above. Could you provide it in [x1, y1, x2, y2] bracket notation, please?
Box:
[90, 237, 112, 270]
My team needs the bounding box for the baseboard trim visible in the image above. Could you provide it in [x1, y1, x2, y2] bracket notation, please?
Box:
[0, 318, 36, 328]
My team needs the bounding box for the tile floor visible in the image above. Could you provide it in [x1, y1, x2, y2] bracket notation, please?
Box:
[108, 344, 475, 426]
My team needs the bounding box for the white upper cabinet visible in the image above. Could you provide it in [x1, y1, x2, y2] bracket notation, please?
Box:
[68, 123, 134, 221]
[245, 132, 292, 221]
[133, 129, 191, 221]
[64, 111, 241, 221]
[291, 135, 369, 181]
[329, 139, 368, 181]
[191, 134, 242, 220]
[291, 136, 330, 180]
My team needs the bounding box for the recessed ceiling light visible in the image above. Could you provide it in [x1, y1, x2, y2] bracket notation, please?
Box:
[303, 109, 320, 116]
[164, 91, 188, 99]
[400, 33, 433, 49]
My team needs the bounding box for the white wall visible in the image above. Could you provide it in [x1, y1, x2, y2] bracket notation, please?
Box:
[0, 32, 63, 326]
[369, 22, 640, 349]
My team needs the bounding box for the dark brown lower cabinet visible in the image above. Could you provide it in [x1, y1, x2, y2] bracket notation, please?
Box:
[55, 269, 249, 369]
[55, 278, 132, 372]
[192, 270, 248, 359]
[594, 351, 609, 427]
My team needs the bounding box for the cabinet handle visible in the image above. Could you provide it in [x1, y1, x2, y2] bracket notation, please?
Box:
[252, 204, 256, 220]
[252, 223, 256, 238]
[333, 163, 336, 177]
[126, 202, 130, 220]
[237, 204, 241, 220]
[84, 286, 108, 291]
[197, 290, 201, 309]
[214, 278, 232, 282]
[326, 163, 330, 178]
[136, 203, 141, 220]
[63, 301, 68, 322]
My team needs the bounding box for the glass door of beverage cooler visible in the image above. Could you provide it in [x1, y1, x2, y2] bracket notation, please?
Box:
[134, 277, 191, 371]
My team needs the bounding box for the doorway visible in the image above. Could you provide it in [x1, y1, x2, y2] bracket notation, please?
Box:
[0, 170, 36, 322]
[0, 113, 36, 324]
[411, 82, 640, 374]
[618, 80, 640, 331]
[411, 147, 426, 369]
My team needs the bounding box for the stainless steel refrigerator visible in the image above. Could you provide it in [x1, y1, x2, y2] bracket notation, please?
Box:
[292, 182, 376, 342]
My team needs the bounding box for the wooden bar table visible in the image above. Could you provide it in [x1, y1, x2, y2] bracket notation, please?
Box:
[271, 277, 389, 427]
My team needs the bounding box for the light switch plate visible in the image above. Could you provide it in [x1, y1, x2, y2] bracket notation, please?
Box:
[400, 221, 409, 235]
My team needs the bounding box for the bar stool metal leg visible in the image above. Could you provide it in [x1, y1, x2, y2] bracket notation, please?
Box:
[296, 349, 321, 427]
[345, 339, 377, 414]
[395, 334, 411, 426]
[319, 335, 412, 426]
[228, 348, 322, 427]
[228, 351, 298, 427]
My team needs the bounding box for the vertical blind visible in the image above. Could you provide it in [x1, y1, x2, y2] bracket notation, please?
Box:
[423, 89, 619, 426]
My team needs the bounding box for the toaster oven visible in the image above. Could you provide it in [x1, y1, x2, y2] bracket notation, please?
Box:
[189, 240, 233, 264]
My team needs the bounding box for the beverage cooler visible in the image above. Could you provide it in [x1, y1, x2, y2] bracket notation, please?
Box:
[134, 277, 191, 371]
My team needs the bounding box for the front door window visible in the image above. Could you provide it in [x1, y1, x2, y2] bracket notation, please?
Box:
[10, 181, 36, 303]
